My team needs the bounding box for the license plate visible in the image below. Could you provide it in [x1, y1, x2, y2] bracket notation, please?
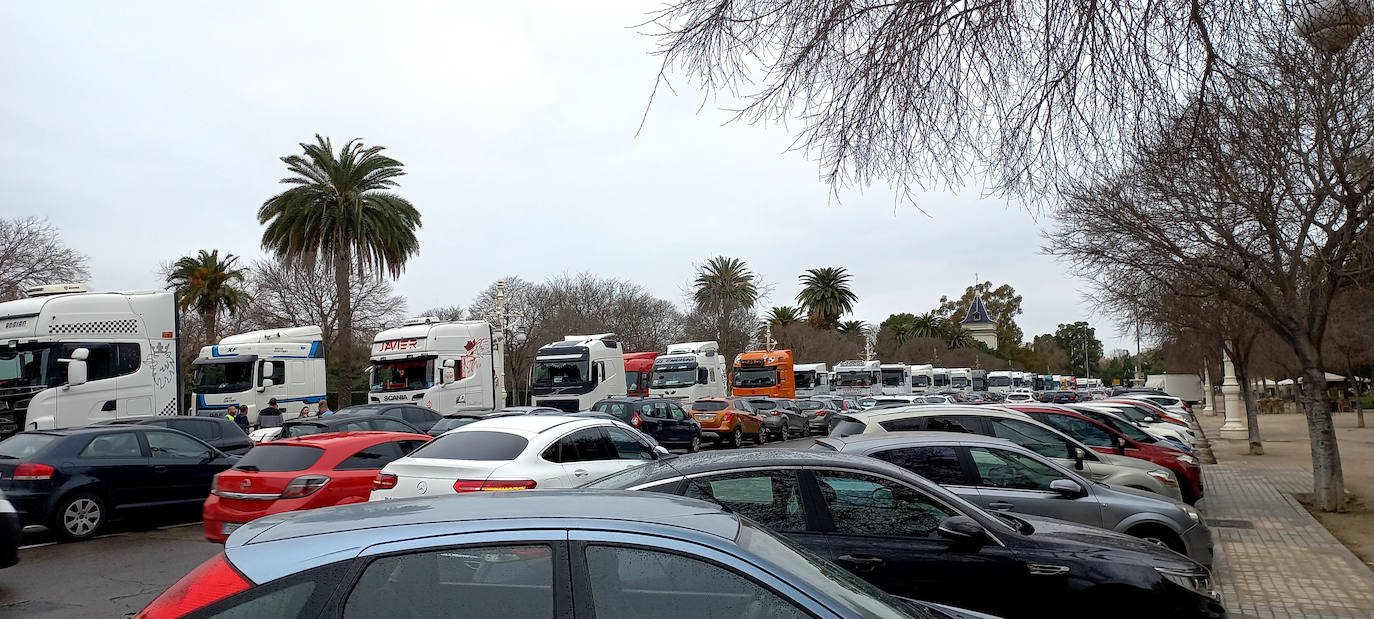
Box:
[696, 414, 715, 421]
[222, 522, 242, 535]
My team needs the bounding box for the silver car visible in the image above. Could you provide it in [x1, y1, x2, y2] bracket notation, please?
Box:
[816, 431, 1212, 567]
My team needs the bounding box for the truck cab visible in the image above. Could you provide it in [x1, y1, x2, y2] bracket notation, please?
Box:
[909, 364, 934, 394]
[368, 317, 503, 414]
[949, 368, 972, 391]
[987, 370, 1014, 393]
[192, 326, 326, 424]
[793, 363, 830, 397]
[833, 360, 882, 397]
[622, 352, 659, 398]
[648, 341, 726, 402]
[531, 333, 625, 412]
[932, 367, 951, 390]
[731, 349, 794, 399]
[971, 369, 988, 392]
[879, 363, 912, 395]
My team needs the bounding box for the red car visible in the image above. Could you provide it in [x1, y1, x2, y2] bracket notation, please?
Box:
[1003, 404, 1204, 504]
[202, 432, 430, 542]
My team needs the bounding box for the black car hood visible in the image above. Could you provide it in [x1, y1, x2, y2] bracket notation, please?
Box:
[1015, 513, 1200, 570]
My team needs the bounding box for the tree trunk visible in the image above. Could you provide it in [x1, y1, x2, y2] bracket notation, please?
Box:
[1296, 341, 1344, 512]
[1346, 353, 1365, 429]
[334, 246, 354, 408]
[203, 309, 218, 346]
[1234, 358, 1264, 455]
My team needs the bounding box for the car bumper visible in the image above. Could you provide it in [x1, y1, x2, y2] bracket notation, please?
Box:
[3, 487, 54, 526]
[1181, 523, 1215, 568]
[203, 494, 312, 543]
[0, 500, 20, 569]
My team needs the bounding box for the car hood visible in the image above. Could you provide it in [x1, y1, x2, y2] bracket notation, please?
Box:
[1016, 513, 1199, 570]
[1097, 452, 1163, 471]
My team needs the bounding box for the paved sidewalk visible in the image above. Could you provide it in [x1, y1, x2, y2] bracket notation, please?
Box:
[1197, 418, 1374, 618]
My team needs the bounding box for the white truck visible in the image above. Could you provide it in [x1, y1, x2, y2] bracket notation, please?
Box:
[987, 370, 1015, 394]
[880, 363, 913, 395]
[932, 367, 951, 390]
[648, 341, 727, 401]
[833, 359, 882, 397]
[368, 317, 504, 413]
[192, 326, 326, 423]
[1011, 371, 1028, 390]
[950, 368, 972, 391]
[0, 285, 179, 436]
[531, 333, 625, 412]
[909, 364, 934, 394]
[794, 363, 831, 397]
[1146, 374, 1204, 403]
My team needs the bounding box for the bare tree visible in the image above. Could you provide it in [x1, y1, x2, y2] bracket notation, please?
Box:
[0, 217, 90, 300]
[417, 305, 465, 322]
[248, 257, 407, 349]
[1326, 286, 1374, 427]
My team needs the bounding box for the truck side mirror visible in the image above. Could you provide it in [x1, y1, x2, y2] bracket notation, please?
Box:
[259, 379, 275, 391]
[441, 367, 456, 384]
[61, 348, 89, 388]
[260, 361, 276, 382]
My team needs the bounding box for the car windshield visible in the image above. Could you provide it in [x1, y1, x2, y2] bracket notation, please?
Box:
[1103, 404, 1152, 422]
[0, 344, 59, 390]
[233, 444, 324, 471]
[880, 370, 906, 387]
[732, 367, 777, 388]
[370, 358, 433, 392]
[794, 370, 818, 389]
[933, 374, 949, 387]
[531, 360, 589, 386]
[691, 401, 728, 412]
[0, 433, 58, 459]
[193, 360, 253, 394]
[280, 423, 328, 438]
[859, 398, 878, 407]
[749, 400, 778, 411]
[797, 400, 825, 411]
[410, 430, 528, 460]
[1087, 412, 1154, 441]
[650, 367, 697, 388]
[625, 372, 642, 393]
[592, 401, 635, 423]
[337, 406, 384, 416]
[836, 371, 873, 386]
[430, 416, 482, 433]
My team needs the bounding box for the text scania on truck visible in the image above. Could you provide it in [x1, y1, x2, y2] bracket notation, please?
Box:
[530, 333, 626, 412]
[192, 326, 326, 423]
[368, 317, 503, 413]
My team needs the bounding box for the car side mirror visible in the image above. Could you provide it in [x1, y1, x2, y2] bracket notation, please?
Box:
[1143, 416, 1156, 423]
[1116, 436, 1128, 455]
[1049, 479, 1087, 498]
[440, 367, 456, 384]
[1073, 447, 1086, 470]
[653, 445, 670, 457]
[259, 361, 276, 384]
[936, 516, 987, 545]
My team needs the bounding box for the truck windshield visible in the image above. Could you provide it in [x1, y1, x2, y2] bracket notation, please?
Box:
[794, 371, 817, 389]
[193, 361, 253, 394]
[371, 358, 433, 392]
[651, 368, 697, 388]
[532, 360, 589, 386]
[835, 371, 873, 386]
[0, 344, 59, 389]
[732, 367, 777, 388]
[989, 376, 1012, 387]
[913, 375, 930, 387]
[880, 370, 905, 387]
[625, 372, 643, 393]
[951, 377, 970, 388]
[933, 375, 950, 387]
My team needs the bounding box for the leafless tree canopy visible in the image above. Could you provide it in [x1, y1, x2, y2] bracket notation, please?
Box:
[0, 217, 90, 301]
[246, 257, 408, 347]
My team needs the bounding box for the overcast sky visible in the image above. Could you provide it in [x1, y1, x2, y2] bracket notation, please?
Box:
[1, 2, 1132, 354]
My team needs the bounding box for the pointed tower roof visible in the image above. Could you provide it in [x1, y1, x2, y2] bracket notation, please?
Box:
[962, 296, 994, 324]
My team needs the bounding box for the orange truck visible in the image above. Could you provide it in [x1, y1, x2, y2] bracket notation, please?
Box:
[731, 349, 795, 398]
[623, 352, 659, 398]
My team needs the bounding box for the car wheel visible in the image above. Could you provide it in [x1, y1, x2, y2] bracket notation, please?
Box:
[52, 492, 106, 541]
[779, 425, 790, 442]
[1127, 525, 1187, 555]
[754, 428, 767, 445]
[730, 426, 744, 449]
[688, 433, 701, 453]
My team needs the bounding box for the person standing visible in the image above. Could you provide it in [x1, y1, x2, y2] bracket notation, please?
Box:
[258, 398, 284, 428]
[317, 401, 334, 417]
[298, 406, 311, 419]
[229, 405, 250, 432]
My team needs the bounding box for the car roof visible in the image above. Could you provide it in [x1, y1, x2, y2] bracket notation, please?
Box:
[843, 404, 1025, 422]
[456, 415, 602, 436]
[34, 425, 172, 436]
[283, 414, 394, 425]
[820, 431, 1024, 452]
[264, 431, 430, 447]
[589, 449, 947, 495]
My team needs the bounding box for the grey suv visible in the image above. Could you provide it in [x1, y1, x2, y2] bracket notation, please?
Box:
[746, 398, 808, 440]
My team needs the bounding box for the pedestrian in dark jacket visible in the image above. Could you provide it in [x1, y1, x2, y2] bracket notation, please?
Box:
[258, 398, 284, 428]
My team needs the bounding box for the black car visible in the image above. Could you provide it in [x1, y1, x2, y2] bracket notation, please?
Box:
[0, 489, 19, 568]
[591, 397, 702, 452]
[586, 450, 1224, 619]
[333, 404, 443, 433]
[278, 414, 423, 439]
[747, 398, 808, 440]
[95, 415, 254, 455]
[0, 426, 236, 540]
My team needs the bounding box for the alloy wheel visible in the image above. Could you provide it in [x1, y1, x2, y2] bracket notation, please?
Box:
[63, 498, 101, 537]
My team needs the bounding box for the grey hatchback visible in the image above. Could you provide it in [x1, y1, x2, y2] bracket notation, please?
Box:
[815, 432, 1211, 567]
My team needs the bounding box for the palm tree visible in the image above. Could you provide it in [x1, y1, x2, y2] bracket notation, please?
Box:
[837, 320, 867, 336]
[692, 257, 759, 354]
[910, 311, 944, 338]
[765, 306, 802, 327]
[796, 267, 858, 329]
[259, 135, 421, 407]
[945, 326, 977, 349]
[165, 249, 249, 343]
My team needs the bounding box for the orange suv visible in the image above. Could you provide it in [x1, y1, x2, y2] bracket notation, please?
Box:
[689, 398, 766, 449]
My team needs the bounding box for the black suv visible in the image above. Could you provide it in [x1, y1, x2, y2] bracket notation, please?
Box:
[590, 397, 701, 452]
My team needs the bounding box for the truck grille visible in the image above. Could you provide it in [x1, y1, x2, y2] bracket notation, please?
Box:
[541, 400, 580, 413]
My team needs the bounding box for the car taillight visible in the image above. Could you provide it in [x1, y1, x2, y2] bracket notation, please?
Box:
[630, 413, 643, 428]
[134, 553, 252, 619]
[279, 475, 329, 499]
[815, 410, 827, 417]
[373, 472, 398, 490]
[454, 479, 537, 492]
[721, 412, 732, 423]
[770, 410, 780, 415]
[13, 463, 54, 481]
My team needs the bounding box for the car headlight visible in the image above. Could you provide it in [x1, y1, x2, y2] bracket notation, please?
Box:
[1176, 454, 1198, 465]
[1148, 470, 1178, 485]
[1179, 504, 1202, 522]
[1156, 567, 1217, 599]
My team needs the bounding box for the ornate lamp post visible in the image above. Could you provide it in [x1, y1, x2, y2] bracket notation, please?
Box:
[1295, 0, 1371, 51]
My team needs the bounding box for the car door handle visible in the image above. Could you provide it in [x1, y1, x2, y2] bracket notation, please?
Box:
[152, 465, 167, 473]
[573, 469, 589, 478]
[837, 555, 885, 572]
[988, 501, 1015, 510]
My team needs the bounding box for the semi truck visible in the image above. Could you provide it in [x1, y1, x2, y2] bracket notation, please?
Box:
[794, 363, 830, 397]
[1011, 371, 1028, 389]
[368, 317, 503, 413]
[0, 285, 179, 436]
[880, 363, 913, 395]
[971, 369, 988, 392]
[622, 352, 659, 398]
[910, 364, 934, 394]
[531, 333, 625, 412]
[731, 349, 795, 399]
[987, 370, 1014, 394]
[932, 368, 951, 390]
[834, 359, 882, 397]
[192, 326, 326, 423]
[1146, 374, 1204, 403]
[950, 368, 972, 391]
[649, 341, 727, 401]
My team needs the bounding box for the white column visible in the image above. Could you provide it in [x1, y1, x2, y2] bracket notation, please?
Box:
[1201, 359, 1215, 416]
[1219, 343, 1249, 439]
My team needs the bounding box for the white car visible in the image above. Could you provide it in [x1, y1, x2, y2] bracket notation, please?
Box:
[370, 415, 666, 500]
[248, 427, 282, 443]
[1081, 402, 1195, 445]
[1003, 392, 1037, 404]
[1118, 393, 1194, 422]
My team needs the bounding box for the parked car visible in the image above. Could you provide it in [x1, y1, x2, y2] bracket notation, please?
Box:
[0, 489, 19, 569]
[96, 415, 254, 455]
[140, 490, 960, 619]
[248, 427, 282, 443]
[1112, 395, 1195, 423]
[688, 397, 766, 448]
[278, 414, 423, 439]
[0, 426, 236, 539]
[586, 450, 1223, 619]
[1081, 401, 1195, 445]
[333, 403, 443, 433]
[746, 397, 809, 440]
[815, 432, 1211, 565]
[371, 416, 667, 500]
[1003, 392, 1036, 404]
[922, 394, 957, 404]
[202, 431, 430, 543]
[426, 407, 561, 437]
[590, 397, 702, 452]
[829, 406, 1184, 500]
[797, 398, 843, 434]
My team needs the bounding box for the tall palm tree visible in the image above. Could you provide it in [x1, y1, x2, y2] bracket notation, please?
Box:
[259, 135, 421, 407]
[165, 249, 249, 343]
[837, 320, 867, 336]
[910, 311, 944, 338]
[692, 257, 759, 355]
[945, 326, 977, 349]
[796, 267, 858, 329]
[765, 306, 802, 327]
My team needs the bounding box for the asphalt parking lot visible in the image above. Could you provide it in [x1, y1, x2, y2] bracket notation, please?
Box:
[0, 437, 818, 618]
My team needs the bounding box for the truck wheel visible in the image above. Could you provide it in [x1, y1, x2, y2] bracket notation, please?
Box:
[52, 492, 106, 541]
[729, 427, 743, 449]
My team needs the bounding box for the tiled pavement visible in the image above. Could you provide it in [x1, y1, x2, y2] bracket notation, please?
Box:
[1199, 449, 1374, 617]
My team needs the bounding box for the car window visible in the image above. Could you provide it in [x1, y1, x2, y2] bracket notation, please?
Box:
[988, 418, 1072, 459]
[0, 433, 59, 459]
[925, 416, 979, 433]
[401, 407, 437, 424]
[814, 470, 956, 538]
[749, 400, 776, 411]
[640, 403, 661, 419]
[667, 404, 685, 421]
[344, 545, 554, 619]
[371, 419, 417, 433]
[870, 446, 968, 486]
[682, 471, 806, 532]
[281, 423, 326, 438]
[733, 400, 753, 413]
[1041, 415, 1114, 448]
[412, 431, 528, 461]
[147, 430, 213, 458]
[544, 428, 615, 463]
[335, 441, 408, 471]
[605, 427, 655, 461]
[592, 402, 634, 424]
[797, 401, 824, 411]
[171, 419, 219, 442]
[691, 401, 727, 412]
[968, 447, 1065, 491]
[584, 545, 807, 619]
[234, 444, 325, 471]
[876, 416, 924, 432]
[80, 432, 144, 458]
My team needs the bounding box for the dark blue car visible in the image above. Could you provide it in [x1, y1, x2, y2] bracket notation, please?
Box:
[0, 426, 236, 540]
[591, 397, 702, 452]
